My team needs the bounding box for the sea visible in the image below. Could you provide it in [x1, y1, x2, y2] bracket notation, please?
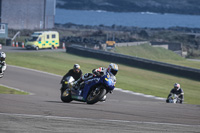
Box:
[55, 8, 200, 28]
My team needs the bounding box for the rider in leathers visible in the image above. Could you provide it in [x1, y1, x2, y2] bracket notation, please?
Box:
[74, 63, 118, 89]
[60, 64, 82, 92]
[60, 64, 82, 83]
[166, 83, 184, 103]
[73, 63, 118, 101]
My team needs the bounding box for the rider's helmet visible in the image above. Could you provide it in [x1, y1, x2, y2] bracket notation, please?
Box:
[73, 64, 80, 73]
[107, 63, 118, 76]
[174, 83, 180, 90]
[0, 52, 6, 62]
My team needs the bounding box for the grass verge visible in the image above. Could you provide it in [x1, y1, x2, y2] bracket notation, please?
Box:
[0, 85, 29, 95]
[115, 44, 200, 69]
[6, 51, 200, 105]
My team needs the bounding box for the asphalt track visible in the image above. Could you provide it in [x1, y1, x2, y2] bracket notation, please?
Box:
[0, 47, 200, 133]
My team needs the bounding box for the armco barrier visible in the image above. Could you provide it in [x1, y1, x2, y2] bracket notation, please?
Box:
[66, 45, 200, 81]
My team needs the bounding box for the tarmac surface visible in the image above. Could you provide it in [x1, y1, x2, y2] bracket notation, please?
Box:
[0, 46, 200, 133]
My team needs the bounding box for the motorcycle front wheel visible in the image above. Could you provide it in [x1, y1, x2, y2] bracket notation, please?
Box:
[86, 87, 106, 104]
[60, 89, 73, 103]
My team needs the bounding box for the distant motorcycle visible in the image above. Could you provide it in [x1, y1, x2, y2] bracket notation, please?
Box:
[60, 72, 115, 104]
[0, 64, 4, 78]
[167, 94, 181, 104]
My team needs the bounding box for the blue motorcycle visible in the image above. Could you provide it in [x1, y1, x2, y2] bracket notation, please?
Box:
[60, 72, 116, 104]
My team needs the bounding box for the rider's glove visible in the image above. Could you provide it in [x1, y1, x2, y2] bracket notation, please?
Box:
[73, 81, 78, 85]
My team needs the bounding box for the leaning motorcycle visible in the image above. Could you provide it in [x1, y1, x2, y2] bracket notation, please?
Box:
[60, 72, 115, 104]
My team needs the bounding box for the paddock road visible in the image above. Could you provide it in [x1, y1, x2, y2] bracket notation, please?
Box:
[0, 47, 200, 132]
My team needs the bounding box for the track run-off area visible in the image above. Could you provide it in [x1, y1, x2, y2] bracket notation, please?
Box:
[0, 47, 200, 133]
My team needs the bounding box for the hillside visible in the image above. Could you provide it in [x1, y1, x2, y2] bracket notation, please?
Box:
[56, 0, 200, 15]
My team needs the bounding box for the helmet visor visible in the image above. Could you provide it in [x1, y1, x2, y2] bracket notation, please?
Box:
[1, 58, 5, 61]
[174, 87, 179, 89]
[110, 69, 118, 76]
[74, 68, 80, 72]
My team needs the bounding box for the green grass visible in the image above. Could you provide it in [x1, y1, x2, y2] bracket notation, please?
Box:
[0, 85, 29, 95]
[6, 51, 200, 105]
[115, 44, 200, 69]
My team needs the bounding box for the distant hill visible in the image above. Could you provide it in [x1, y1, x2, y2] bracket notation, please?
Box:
[56, 0, 200, 15]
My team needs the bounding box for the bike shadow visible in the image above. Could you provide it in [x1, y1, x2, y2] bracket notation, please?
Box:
[45, 101, 86, 105]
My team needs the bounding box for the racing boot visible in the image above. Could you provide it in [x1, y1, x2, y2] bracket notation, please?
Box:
[100, 95, 106, 102]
